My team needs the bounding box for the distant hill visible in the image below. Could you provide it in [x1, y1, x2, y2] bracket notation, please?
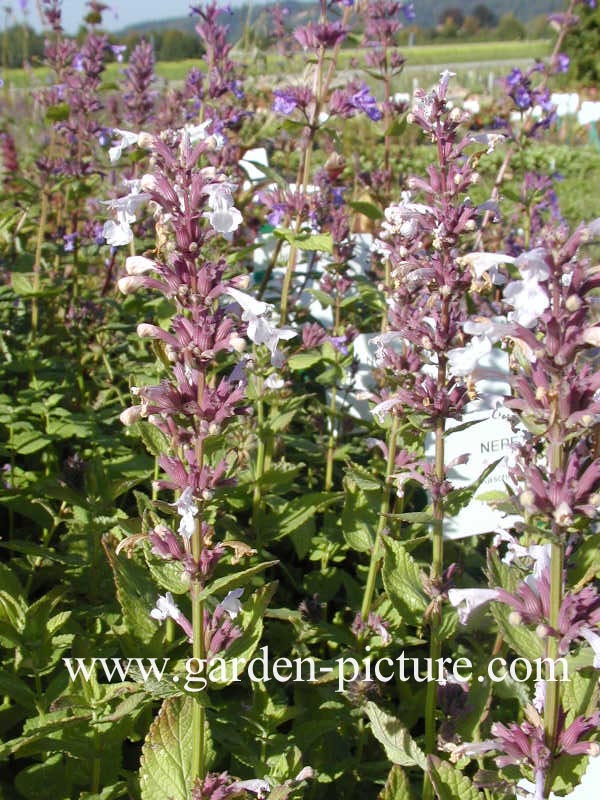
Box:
[118, 0, 564, 39]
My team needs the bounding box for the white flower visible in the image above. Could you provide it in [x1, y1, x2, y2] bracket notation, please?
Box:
[204, 182, 243, 236]
[225, 287, 297, 363]
[580, 627, 600, 668]
[185, 120, 212, 143]
[369, 331, 404, 366]
[103, 219, 133, 247]
[448, 588, 499, 625]
[184, 121, 225, 149]
[231, 779, 270, 798]
[126, 256, 157, 275]
[458, 252, 514, 284]
[462, 316, 511, 342]
[504, 278, 549, 328]
[447, 336, 492, 378]
[172, 486, 198, 540]
[218, 587, 244, 619]
[515, 248, 550, 282]
[440, 69, 456, 89]
[264, 372, 285, 390]
[371, 396, 402, 424]
[108, 128, 140, 163]
[150, 591, 180, 623]
[101, 185, 150, 248]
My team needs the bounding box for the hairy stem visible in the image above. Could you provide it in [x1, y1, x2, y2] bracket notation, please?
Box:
[360, 414, 399, 620]
[423, 408, 446, 800]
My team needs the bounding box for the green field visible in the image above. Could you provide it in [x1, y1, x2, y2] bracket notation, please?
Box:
[2, 39, 551, 89]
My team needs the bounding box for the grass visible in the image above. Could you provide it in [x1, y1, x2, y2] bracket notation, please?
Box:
[2, 39, 551, 89]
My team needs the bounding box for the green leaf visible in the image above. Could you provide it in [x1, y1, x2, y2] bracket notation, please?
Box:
[139, 695, 195, 800]
[349, 201, 384, 220]
[382, 538, 427, 620]
[342, 480, 378, 553]
[345, 462, 381, 492]
[11, 429, 53, 455]
[10, 273, 36, 297]
[491, 601, 544, 661]
[135, 421, 170, 457]
[104, 541, 160, 645]
[385, 116, 408, 137]
[207, 583, 277, 687]
[365, 702, 427, 769]
[197, 560, 278, 603]
[268, 492, 342, 541]
[427, 756, 482, 800]
[287, 352, 323, 371]
[145, 546, 189, 595]
[45, 103, 71, 122]
[273, 228, 333, 253]
[378, 765, 414, 800]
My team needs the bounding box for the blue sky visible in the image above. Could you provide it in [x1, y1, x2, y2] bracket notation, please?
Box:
[20, 1, 204, 33]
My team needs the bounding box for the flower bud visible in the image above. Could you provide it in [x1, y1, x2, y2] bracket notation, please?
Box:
[126, 255, 156, 275]
[230, 334, 246, 353]
[140, 172, 157, 191]
[508, 611, 522, 625]
[117, 275, 143, 294]
[137, 131, 154, 149]
[520, 490, 536, 510]
[553, 501, 573, 527]
[565, 294, 582, 312]
[120, 406, 142, 426]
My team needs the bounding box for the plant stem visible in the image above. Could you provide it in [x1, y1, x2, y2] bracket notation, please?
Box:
[32, 187, 49, 336]
[360, 414, 399, 620]
[423, 411, 445, 800]
[191, 532, 206, 782]
[543, 428, 564, 795]
[252, 383, 266, 536]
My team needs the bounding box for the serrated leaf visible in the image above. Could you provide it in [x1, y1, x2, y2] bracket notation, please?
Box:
[427, 756, 482, 800]
[382, 538, 427, 620]
[268, 492, 342, 541]
[103, 539, 159, 645]
[273, 228, 333, 253]
[491, 601, 544, 661]
[197, 561, 278, 602]
[135, 421, 170, 457]
[10, 273, 36, 297]
[145, 545, 189, 595]
[139, 695, 195, 800]
[365, 702, 427, 769]
[378, 765, 414, 800]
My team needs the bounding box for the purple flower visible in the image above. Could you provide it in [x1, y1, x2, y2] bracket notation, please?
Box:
[556, 53, 570, 73]
[506, 68, 523, 88]
[110, 44, 126, 63]
[514, 85, 532, 110]
[63, 233, 78, 252]
[228, 79, 245, 100]
[351, 84, 383, 121]
[267, 203, 287, 227]
[272, 89, 297, 115]
[402, 2, 416, 21]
